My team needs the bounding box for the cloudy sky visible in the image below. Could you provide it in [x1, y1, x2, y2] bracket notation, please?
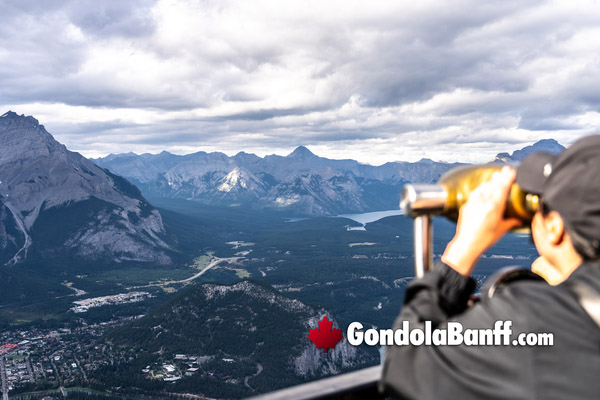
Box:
[2, 0, 600, 164]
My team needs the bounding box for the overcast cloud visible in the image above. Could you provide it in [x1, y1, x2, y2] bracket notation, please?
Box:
[2, 0, 600, 164]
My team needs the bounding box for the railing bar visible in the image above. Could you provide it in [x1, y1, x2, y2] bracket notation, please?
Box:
[246, 365, 382, 400]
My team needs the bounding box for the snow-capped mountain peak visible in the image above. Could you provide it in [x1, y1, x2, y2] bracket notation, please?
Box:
[219, 167, 246, 192]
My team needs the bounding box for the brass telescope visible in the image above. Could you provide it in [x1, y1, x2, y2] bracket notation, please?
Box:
[400, 164, 540, 278]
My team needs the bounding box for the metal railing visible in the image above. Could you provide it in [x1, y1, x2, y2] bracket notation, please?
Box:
[246, 365, 385, 400]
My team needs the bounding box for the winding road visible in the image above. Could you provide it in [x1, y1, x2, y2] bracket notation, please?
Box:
[244, 363, 263, 391]
[1, 357, 8, 400]
[128, 257, 242, 290]
[176, 257, 240, 283]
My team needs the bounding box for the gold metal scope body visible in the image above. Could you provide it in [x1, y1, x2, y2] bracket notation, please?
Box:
[401, 164, 539, 222]
[400, 164, 540, 277]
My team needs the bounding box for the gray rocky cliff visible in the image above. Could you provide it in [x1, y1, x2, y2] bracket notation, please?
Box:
[0, 111, 172, 265]
[293, 315, 363, 377]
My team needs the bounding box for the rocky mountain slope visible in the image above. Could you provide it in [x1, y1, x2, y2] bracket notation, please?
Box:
[0, 111, 173, 266]
[94, 146, 462, 215]
[105, 280, 376, 397]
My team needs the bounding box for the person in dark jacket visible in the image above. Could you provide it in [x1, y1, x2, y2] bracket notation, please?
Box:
[379, 135, 600, 399]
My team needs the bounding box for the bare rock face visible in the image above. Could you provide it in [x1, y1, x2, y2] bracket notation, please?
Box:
[0, 111, 172, 266]
[0, 199, 25, 265]
[293, 316, 363, 377]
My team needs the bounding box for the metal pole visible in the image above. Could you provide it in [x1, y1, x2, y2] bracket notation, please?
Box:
[413, 215, 433, 278]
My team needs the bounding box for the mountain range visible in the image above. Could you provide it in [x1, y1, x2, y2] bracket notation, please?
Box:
[93, 147, 463, 216]
[0, 111, 566, 267]
[0, 111, 173, 267]
[94, 140, 564, 216]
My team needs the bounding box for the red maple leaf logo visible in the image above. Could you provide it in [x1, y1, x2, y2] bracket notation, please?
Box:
[308, 316, 343, 353]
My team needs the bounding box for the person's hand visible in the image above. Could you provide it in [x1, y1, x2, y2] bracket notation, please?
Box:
[442, 166, 522, 276]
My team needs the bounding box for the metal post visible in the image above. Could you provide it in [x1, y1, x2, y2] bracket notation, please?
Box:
[413, 215, 433, 278]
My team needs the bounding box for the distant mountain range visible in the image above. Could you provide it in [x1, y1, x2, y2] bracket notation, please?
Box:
[0, 111, 173, 266]
[94, 139, 565, 216]
[93, 147, 463, 216]
[493, 138, 564, 163]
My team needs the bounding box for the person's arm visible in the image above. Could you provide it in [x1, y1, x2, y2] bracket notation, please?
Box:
[380, 262, 534, 399]
[442, 167, 522, 276]
[380, 167, 529, 399]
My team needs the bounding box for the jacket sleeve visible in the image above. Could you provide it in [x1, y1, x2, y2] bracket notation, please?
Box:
[379, 261, 535, 400]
